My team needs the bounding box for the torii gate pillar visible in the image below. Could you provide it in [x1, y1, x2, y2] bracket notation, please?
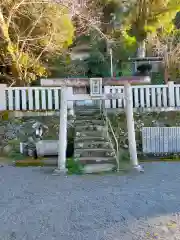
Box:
[54, 87, 68, 174]
[124, 82, 139, 167]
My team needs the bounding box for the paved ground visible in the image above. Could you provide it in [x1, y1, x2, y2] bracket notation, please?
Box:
[1, 162, 180, 240]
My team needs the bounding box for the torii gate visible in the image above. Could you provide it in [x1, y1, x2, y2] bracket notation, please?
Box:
[41, 76, 151, 173]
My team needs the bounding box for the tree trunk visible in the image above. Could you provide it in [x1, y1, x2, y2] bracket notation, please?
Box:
[137, 40, 146, 58]
[164, 65, 169, 84]
[0, 9, 21, 86]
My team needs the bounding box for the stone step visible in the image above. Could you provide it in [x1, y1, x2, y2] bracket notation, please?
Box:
[75, 106, 100, 111]
[73, 105, 115, 173]
[75, 125, 105, 132]
[75, 110, 101, 115]
[83, 163, 115, 174]
[74, 141, 111, 149]
[77, 156, 115, 164]
[75, 136, 107, 142]
[75, 115, 102, 120]
[75, 119, 104, 125]
[74, 148, 115, 158]
[75, 152, 115, 158]
[76, 114, 101, 118]
[75, 148, 113, 153]
[75, 131, 106, 138]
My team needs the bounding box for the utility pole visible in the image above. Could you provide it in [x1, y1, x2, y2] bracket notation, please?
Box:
[107, 40, 114, 77]
[109, 47, 113, 77]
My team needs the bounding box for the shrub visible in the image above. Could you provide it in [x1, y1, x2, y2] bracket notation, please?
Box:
[0, 111, 9, 121]
[66, 158, 83, 174]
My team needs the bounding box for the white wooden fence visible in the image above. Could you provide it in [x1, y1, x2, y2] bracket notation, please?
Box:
[104, 81, 177, 111]
[6, 87, 62, 111]
[0, 81, 180, 112]
[0, 86, 73, 111]
[142, 127, 180, 154]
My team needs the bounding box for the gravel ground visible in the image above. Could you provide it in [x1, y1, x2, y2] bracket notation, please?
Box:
[1, 162, 180, 240]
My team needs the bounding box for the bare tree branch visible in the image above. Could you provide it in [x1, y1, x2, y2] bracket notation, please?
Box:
[150, 30, 180, 80]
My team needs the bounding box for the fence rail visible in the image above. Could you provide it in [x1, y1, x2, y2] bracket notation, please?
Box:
[0, 81, 180, 112]
[104, 82, 179, 110]
[6, 87, 62, 111]
[1, 86, 73, 111]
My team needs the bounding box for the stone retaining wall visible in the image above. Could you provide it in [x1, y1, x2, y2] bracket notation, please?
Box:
[0, 116, 74, 155]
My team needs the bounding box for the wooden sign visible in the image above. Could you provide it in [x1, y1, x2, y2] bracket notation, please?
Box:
[90, 78, 102, 97]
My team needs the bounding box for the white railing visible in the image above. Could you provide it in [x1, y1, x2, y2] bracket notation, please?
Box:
[102, 105, 120, 171]
[104, 81, 179, 110]
[1, 86, 73, 111]
[0, 81, 180, 112]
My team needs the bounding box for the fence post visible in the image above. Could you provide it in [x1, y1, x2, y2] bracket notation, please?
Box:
[0, 84, 7, 111]
[168, 81, 175, 107]
[67, 87, 73, 110]
[104, 86, 111, 108]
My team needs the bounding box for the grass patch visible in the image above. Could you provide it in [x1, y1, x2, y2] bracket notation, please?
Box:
[117, 148, 132, 171]
[66, 158, 83, 175]
[8, 151, 27, 161]
[14, 157, 84, 173]
[118, 160, 132, 171]
[0, 111, 9, 121]
[0, 156, 13, 165]
[15, 160, 44, 167]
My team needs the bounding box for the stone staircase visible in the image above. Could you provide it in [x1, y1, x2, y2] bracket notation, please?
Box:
[74, 106, 116, 173]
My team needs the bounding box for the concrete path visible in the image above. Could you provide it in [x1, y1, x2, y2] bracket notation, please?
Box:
[0, 162, 180, 240]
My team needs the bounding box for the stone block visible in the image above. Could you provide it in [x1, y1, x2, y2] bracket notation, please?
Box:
[36, 140, 58, 156]
[83, 163, 115, 174]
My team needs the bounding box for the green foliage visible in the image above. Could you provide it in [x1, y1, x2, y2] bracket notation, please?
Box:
[174, 11, 180, 28]
[85, 51, 110, 77]
[118, 148, 130, 162]
[8, 151, 26, 161]
[121, 31, 137, 48]
[66, 158, 83, 175]
[151, 72, 164, 84]
[50, 31, 112, 78]
[122, 0, 180, 42]
[5, 138, 26, 160]
[0, 0, 74, 85]
[49, 55, 88, 78]
[0, 111, 9, 121]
